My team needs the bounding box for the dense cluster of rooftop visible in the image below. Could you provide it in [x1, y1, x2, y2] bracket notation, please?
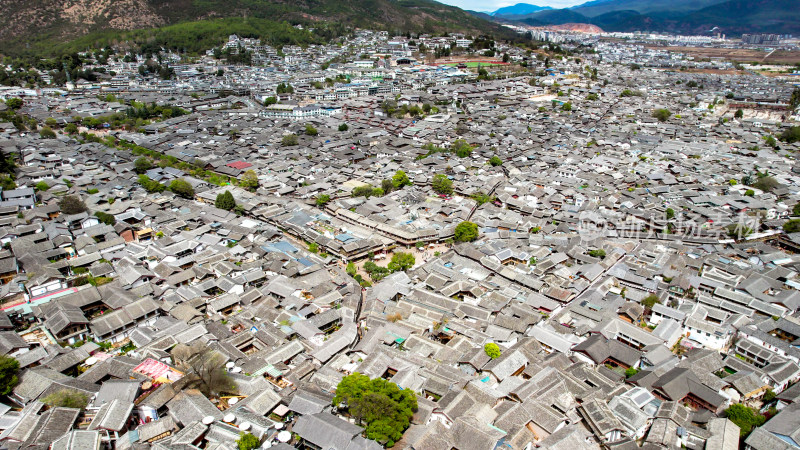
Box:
[0, 29, 798, 450]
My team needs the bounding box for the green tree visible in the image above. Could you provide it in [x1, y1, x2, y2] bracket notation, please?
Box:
[727, 224, 753, 239]
[791, 87, 800, 109]
[5, 98, 22, 110]
[215, 190, 236, 211]
[454, 221, 479, 242]
[45, 117, 58, 128]
[392, 170, 411, 189]
[305, 124, 318, 136]
[784, 219, 800, 233]
[42, 389, 88, 409]
[666, 208, 675, 220]
[237, 432, 260, 450]
[744, 189, 755, 197]
[364, 261, 391, 281]
[489, 156, 503, 166]
[779, 127, 800, 144]
[0, 177, 15, 191]
[263, 96, 277, 106]
[625, 367, 639, 378]
[134, 157, 152, 174]
[642, 294, 661, 309]
[138, 175, 165, 193]
[352, 185, 375, 198]
[484, 343, 501, 359]
[792, 203, 800, 217]
[431, 174, 453, 195]
[39, 127, 56, 139]
[588, 249, 606, 259]
[34, 181, 50, 192]
[59, 195, 87, 214]
[763, 388, 776, 403]
[561, 102, 572, 111]
[734, 109, 744, 119]
[725, 403, 765, 437]
[452, 139, 473, 158]
[471, 192, 495, 206]
[764, 135, 778, 149]
[346, 262, 357, 277]
[240, 170, 259, 191]
[339, 123, 349, 132]
[752, 176, 779, 193]
[0, 356, 19, 395]
[316, 194, 330, 207]
[652, 108, 671, 122]
[333, 373, 417, 447]
[169, 179, 195, 199]
[388, 252, 415, 272]
[381, 179, 394, 194]
[276, 82, 294, 94]
[94, 211, 116, 226]
[64, 123, 78, 134]
[281, 134, 298, 146]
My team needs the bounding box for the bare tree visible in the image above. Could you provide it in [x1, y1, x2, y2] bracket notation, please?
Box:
[176, 347, 236, 398]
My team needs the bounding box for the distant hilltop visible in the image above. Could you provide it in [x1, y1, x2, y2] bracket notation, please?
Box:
[491, 3, 553, 17]
[485, 0, 800, 35]
[0, 0, 510, 57]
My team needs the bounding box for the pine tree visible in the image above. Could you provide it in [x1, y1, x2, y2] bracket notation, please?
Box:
[215, 191, 236, 211]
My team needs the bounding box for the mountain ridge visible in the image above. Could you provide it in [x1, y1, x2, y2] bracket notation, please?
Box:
[512, 0, 800, 35]
[491, 3, 552, 17]
[0, 0, 512, 57]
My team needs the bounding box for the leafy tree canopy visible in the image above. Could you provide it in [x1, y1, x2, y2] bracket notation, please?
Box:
[784, 219, 800, 234]
[725, 403, 765, 437]
[0, 356, 19, 395]
[240, 170, 259, 191]
[134, 157, 152, 174]
[237, 432, 260, 450]
[779, 127, 800, 144]
[333, 373, 417, 447]
[454, 221, 479, 242]
[169, 179, 195, 199]
[138, 175, 165, 193]
[431, 174, 453, 195]
[452, 139, 473, 158]
[388, 252, 415, 272]
[652, 108, 671, 122]
[392, 170, 411, 189]
[642, 294, 660, 309]
[215, 190, 236, 211]
[316, 194, 330, 206]
[281, 134, 298, 146]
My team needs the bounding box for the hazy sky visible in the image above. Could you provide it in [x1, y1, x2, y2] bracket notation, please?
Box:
[437, 0, 587, 12]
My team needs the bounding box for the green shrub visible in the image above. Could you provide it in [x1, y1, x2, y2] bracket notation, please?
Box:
[484, 343, 501, 359]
